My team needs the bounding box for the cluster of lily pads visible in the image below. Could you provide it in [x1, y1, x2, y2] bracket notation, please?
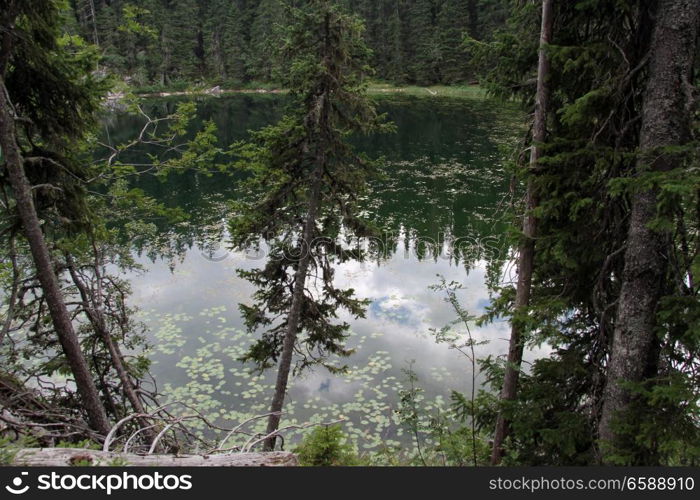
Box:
[142, 305, 462, 455]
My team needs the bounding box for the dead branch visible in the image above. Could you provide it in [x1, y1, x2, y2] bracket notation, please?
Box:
[14, 448, 298, 467]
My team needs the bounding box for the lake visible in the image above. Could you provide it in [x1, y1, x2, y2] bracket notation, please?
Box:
[103, 93, 531, 453]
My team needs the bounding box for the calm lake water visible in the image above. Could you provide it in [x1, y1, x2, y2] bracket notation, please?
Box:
[104, 93, 535, 452]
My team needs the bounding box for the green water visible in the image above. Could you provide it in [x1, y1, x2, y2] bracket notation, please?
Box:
[103, 93, 528, 451]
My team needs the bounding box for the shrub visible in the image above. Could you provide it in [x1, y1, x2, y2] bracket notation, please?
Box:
[295, 425, 363, 466]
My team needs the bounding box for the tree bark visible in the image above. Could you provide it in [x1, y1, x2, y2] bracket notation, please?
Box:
[598, 0, 699, 460]
[262, 11, 334, 452]
[14, 448, 298, 467]
[262, 159, 325, 451]
[0, 80, 111, 435]
[491, 0, 553, 465]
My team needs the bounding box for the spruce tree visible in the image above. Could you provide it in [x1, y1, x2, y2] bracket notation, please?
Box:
[407, 0, 441, 85]
[69, 0, 513, 86]
[490, 0, 552, 465]
[171, 0, 200, 79]
[203, 0, 228, 79]
[230, 0, 390, 450]
[247, 0, 286, 82]
[437, 0, 471, 83]
[384, 0, 406, 82]
[224, 2, 250, 82]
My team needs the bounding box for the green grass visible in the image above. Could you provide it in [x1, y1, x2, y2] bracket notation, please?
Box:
[130, 79, 286, 96]
[366, 82, 488, 99]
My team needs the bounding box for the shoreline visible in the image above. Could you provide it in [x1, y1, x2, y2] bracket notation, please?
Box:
[107, 84, 486, 101]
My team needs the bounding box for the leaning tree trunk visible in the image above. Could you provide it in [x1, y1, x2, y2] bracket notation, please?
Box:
[262, 155, 326, 451]
[66, 252, 155, 441]
[262, 11, 335, 451]
[598, 0, 699, 461]
[0, 80, 111, 436]
[491, 0, 553, 466]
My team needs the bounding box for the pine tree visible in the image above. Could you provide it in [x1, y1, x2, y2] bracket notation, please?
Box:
[200, 0, 248, 83]
[437, 0, 471, 83]
[383, 0, 406, 82]
[490, 0, 552, 465]
[407, 0, 441, 85]
[247, 0, 286, 82]
[0, 0, 111, 435]
[230, 0, 391, 450]
[170, 0, 200, 79]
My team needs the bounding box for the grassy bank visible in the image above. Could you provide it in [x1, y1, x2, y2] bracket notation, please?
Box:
[124, 81, 487, 100]
[367, 83, 487, 99]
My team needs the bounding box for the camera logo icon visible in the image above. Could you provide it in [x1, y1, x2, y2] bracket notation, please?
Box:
[5, 472, 30, 495]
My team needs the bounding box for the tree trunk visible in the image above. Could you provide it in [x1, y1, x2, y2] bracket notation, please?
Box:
[262, 159, 325, 451]
[0, 79, 111, 436]
[491, 0, 553, 465]
[14, 448, 298, 467]
[66, 252, 154, 440]
[598, 0, 699, 461]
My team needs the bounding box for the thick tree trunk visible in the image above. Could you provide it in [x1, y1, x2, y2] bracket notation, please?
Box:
[0, 80, 111, 436]
[598, 0, 699, 460]
[491, 0, 553, 466]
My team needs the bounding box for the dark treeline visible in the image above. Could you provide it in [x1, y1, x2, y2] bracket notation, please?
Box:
[67, 0, 508, 87]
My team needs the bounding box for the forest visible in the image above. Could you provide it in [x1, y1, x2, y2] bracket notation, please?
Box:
[0, 0, 698, 470]
[66, 0, 509, 87]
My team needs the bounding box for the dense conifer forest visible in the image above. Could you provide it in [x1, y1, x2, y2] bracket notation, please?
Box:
[65, 0, 509, 87]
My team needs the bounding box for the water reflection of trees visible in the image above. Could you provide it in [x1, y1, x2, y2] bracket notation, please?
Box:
[105, 95, 518, 272]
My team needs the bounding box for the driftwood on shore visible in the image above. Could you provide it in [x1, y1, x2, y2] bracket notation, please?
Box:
[14, 448, 298, 467]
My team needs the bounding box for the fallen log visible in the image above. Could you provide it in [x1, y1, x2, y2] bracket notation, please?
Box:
[14, 448, 298, 467]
